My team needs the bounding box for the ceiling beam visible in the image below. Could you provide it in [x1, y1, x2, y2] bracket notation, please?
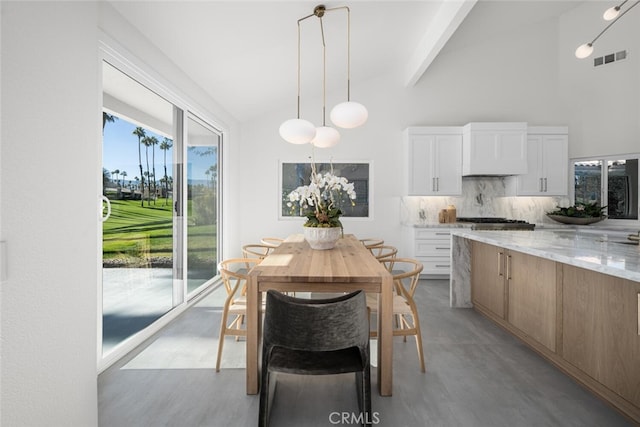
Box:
[405, 0, 477, 87]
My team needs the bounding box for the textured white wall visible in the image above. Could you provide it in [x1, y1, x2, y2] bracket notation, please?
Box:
[1, 2, 100, 425]
[558, 1, 640, 159]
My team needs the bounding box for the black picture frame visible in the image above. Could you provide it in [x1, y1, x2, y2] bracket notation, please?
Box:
[280, 161, 371, 219]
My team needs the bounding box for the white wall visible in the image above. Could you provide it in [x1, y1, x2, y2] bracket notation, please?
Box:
[558, 1, 640, 158]
[1, 2, 100, 425]
[0, 2, 239, 425]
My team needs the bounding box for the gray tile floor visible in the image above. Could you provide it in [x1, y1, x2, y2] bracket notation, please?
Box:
[98, 279, 633, 426]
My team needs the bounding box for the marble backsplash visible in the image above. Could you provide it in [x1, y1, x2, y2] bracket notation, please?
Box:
[400, 176, 571, 226]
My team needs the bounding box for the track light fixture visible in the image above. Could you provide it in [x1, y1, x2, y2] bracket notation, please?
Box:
[279, 5, 368, 147]
[575, 0, 639, 59]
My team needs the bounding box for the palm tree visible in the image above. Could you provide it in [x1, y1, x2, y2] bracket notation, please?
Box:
[149, 136, 159, 205]
[121, 171, 127, 188]
[102, 112, 117, 132]
[133, 127, 146, 206]
[111, 169, 120, 187]
[160, 138, 173, 205]
[142, 136, 155, 204]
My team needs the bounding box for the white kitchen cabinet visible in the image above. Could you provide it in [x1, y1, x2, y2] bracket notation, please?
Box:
[404, 227, 452, 276]
[403, 127, 462, 196]
[462, 122, 528, 176]
[515, 127, 568, 196]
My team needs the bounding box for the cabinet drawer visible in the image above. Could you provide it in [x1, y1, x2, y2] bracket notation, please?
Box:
[415, 229, 452, 240]
[415, 241, 451, 256]
[416, 257, 451, 274]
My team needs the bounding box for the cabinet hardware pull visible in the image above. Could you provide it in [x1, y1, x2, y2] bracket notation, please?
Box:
[436, 177, 439, 191]
[435, 232, 449, 235]
[435, 247, 449, 250]
[435, 264, 450, 268]
[539, 178, 543, 192]
[506, 254, 511, 280]
[432, 177, 436, 192]
[498, 252, 503, 277]
[544, 177, 548, 192]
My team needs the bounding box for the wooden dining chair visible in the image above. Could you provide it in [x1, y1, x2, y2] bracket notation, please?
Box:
[216, 258, 262, 372]
[260, 237, 284, 248]
[367, 258, 425, 372]
[360, 238, 384, 255]
[370, 245, 398, 262]
[259, 290, 372, 427]
[242, 243, 275, 260]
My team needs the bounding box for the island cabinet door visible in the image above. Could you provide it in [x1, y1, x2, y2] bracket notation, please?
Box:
[562, 265, 640, 408]
[506, 250, 558, 352]
[471, 241, 506, 319]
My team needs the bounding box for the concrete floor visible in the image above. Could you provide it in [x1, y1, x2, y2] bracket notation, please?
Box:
[98, 278, 633, 427]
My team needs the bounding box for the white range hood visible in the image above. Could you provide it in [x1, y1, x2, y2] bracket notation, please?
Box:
[462, 122, 528, 176]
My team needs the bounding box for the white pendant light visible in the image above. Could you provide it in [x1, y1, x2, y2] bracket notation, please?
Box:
[329, 6, 368, 130]
[575, 0, 639, 60]
[330, 101, 368, 129]
[575, 43, 594, 59]
[279, 119, 316, 144]
[311, 126, 340, 148]
[280, 5, 368, 145]
[603, 5, 621, 20]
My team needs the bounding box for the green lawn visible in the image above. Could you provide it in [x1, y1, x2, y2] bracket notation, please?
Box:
[103, 199, 216, 267]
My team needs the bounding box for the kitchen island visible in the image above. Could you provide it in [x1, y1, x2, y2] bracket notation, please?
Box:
[450, 229, 640, 423]
[450, 228, 640, 308]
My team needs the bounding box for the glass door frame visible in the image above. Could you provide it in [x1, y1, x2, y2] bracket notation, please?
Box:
[98, 42, 225, 372]
[183, 113, 223, 300]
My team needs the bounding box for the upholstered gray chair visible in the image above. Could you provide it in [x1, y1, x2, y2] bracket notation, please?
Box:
[259, 290, 372, 427]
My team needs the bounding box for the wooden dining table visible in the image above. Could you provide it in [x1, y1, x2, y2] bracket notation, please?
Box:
[246, 233, 394, 396]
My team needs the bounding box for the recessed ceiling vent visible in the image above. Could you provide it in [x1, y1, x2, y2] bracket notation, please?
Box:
[594, 50, 627, 67]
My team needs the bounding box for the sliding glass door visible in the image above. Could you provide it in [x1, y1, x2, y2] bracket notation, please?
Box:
[101, 59, 221, 358]
[186, 116, 220, 295]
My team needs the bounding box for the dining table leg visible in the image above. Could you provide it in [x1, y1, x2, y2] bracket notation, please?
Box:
[246, 274, 260, 395]
[378, 273, 393, 396]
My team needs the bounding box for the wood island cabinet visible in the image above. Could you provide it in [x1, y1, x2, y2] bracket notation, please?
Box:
[507, 250, 558, 352]
[471, 241, 506, 319]
[562, 265, 640, 408]
[470, 240, 640, 422]
[471, 242, 558, 352]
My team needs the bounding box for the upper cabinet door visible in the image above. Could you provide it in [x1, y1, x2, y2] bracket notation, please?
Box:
[404, 127, 462, 196]
[433, 134, 463, 195]
[516, 128, 568, 196]
[541, 135, 569, 195]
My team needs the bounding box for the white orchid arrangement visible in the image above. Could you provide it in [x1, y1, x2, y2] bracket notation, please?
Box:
[286, 162, 356, 228]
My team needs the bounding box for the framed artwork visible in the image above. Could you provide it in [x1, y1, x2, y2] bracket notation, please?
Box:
[280, 161, 371, 219]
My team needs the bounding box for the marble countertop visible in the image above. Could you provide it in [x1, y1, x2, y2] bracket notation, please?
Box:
[405, 222, 473, 229]
[451, 229, 640, 282]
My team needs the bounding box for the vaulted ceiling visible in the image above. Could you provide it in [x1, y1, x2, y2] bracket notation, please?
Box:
[108, 1, 583, 124]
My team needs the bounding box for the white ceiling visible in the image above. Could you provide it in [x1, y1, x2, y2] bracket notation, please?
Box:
[107, 0, 584, 124]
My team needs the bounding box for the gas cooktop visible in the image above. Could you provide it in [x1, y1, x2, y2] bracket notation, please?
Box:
[456, 217, 535, 230]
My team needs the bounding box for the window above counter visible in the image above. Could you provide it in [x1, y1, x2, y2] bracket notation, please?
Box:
[573, 155, 639, 222]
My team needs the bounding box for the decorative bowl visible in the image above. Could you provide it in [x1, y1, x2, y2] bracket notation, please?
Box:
[303, 226, 342, 250]
[546, 214, 605, 225]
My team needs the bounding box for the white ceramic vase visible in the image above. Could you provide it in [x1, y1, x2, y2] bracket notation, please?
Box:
[303, 227, 342, 250]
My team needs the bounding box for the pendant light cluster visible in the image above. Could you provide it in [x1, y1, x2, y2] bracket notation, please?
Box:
[575, 0, 639, 59]
[279, 5, 368, 148]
